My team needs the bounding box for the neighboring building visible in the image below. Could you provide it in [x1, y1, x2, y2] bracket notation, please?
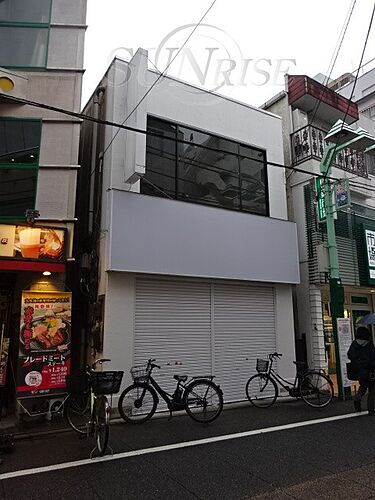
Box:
[0, 0, 87, 417]
[77, 49, 299, 403]
[263, 74, 375, 375]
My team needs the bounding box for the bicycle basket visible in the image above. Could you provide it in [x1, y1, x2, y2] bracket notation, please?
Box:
[130, 364, 149, 382]
[65, 370, 90, 394]
[91, 371, 124, 395]
[256, 359, 269, 373]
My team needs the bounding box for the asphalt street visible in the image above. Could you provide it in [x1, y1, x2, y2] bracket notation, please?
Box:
[1, 399, 375, 499]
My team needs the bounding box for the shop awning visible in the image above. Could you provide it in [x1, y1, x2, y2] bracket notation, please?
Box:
[0, 260, 65, 273]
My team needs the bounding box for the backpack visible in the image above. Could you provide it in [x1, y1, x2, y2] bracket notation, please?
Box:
[346, 361, 359, 381]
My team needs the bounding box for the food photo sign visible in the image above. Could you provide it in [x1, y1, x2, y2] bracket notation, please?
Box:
[0, 225, 65, 261]
[16, 291, 72, 397]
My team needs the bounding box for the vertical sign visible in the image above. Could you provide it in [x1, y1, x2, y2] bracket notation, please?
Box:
[315, 177, 326, 222]
[337, 318, 353, 388]
[17, 291, 72, 397]
[365, 227, 375, 284]
[335, 178, 350, 210]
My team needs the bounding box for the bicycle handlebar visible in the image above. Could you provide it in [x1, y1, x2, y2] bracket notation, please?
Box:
[269, 352, 282, 359]
[91, 358, 111, 370]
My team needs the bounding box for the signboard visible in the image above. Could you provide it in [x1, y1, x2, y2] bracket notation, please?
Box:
[16, 291, 72, 397]
[0, 225, 65, 261]
[337, 317, 353, 388]
[334, 178, 350, 210]
[315, 177, 326, 222]
[365, 226, 375, 284]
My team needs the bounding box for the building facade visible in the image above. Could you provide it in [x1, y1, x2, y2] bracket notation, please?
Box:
[0, 0, 87, 417]
[77, 49, 299, 404]
[264, 74, 375, 375]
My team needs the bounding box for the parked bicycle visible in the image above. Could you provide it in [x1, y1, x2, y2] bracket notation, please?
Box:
[246, 352, 334, 409]
[118, 359, 223, 424]
[65, 358, 123, 456]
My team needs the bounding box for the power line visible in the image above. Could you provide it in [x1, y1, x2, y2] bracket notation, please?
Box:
[322, 1, 375, 182]
[102, 0, 218, 158]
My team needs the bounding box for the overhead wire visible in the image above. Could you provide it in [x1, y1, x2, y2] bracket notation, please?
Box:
[101, 0, 218, 158]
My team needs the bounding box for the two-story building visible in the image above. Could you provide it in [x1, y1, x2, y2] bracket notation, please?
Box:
[0, 0, 86, 417]
[77, 49, 299, 403]
[264, 74, 375, 377]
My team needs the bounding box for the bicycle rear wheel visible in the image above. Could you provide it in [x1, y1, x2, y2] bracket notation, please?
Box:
[94, 396, 110, 456]
[246, 374, 278, 408]
[184, 380, 223, 423]
[118, 383, 158, 424]
[299, 372, 333, 408]
[65, 393, 91, 435]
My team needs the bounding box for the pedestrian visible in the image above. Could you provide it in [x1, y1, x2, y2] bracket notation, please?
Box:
[347, 326, 375, 415]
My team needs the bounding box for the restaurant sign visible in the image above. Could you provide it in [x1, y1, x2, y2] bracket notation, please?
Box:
[16, 291, 72, 397]
[0, 225, 65, 261]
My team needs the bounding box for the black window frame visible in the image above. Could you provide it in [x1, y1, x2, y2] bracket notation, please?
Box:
[142, 116, 270, 217]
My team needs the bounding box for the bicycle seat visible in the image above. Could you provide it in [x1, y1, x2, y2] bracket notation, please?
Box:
[173, 375, 188, 382]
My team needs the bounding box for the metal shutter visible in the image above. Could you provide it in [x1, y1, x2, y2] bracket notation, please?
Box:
[213, 283, 276, 402]
[134, 278, 212, 397]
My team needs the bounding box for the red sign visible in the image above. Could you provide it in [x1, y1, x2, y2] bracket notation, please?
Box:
[17, 291, 72, 396]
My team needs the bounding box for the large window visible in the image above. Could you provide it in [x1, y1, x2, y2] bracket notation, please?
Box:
[0, 119, 41, 219]
[142, 116, 269, 216]
[0, 0, 52, 68]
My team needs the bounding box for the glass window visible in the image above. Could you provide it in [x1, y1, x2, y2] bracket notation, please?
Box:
[0, 26, 48, 67]
[0, 169, 38, 217]
[240, 146, 268, 215]
[178, 127, 240, 209]
[142, 116, 269, 216]
[141, 117, 177, 199]
[0, 120, 41, 164]
[0, 0, 51, 23]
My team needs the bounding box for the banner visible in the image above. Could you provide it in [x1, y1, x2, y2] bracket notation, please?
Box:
[0, 225, 65, 261]
[17, 291, 72, 396]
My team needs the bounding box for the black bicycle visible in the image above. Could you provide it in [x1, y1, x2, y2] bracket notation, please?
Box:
[118, 359, 223, 424]
[246, 352, 334, 409]
[65, 358, 123, 456]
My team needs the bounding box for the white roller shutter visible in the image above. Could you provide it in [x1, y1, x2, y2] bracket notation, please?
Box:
[134, 277, 276, 403]
[134, 278, 212, 396]
[213, 283, 276, 402]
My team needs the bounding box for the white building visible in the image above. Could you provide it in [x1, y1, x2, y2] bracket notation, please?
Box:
[264, 74, 375, 375]
[78, 49, 299, 402]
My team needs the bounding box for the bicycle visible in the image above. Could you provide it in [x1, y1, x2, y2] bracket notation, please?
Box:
[246, 352, 334, 409]
[64, 358, 124, 456]
[118, 359, 223, 424]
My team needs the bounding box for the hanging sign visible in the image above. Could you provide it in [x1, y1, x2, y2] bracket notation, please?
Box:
[337, 317, 352, 388]
[334, 179, 350, 211]
[364, 226, 375, 284]
[16, 291, 72, 397]
[315, 177, 326, 223]
[0, 225, 65, 261]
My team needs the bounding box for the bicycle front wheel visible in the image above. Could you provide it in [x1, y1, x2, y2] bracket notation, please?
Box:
[64, 393, 91, 435]
[118, 383, 158, 424]
[300, 372, 333, 408]
[246, 374, 278, 408]
[184, 380, 223, 423]
[94, 396, 110, 456]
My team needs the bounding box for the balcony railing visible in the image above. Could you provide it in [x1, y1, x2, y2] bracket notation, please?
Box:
[291, 125, 368, 178]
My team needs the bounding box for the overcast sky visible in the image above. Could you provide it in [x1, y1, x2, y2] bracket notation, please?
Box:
[82, 0, 375, 108]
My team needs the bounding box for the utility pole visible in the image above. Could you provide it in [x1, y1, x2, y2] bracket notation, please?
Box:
[320, 120, 375, 399]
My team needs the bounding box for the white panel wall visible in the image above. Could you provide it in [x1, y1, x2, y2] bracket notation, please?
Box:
[39, 122, 80, 166]
[47, 28, 86, 69]
[51, 0, 87, 24]
[35, 169, 77, 219]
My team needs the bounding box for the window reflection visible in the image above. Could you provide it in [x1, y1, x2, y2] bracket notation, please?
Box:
[142, 117, 268, 216]
[0, 0, 51, 23]
[0, 169, 37, 216]
[0, 120, 41, 164]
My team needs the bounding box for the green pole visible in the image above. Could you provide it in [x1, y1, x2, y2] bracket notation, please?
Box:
[320, 145, 345, 399]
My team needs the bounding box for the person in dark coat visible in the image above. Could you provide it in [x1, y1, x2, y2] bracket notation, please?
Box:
[347, 326, 375, 414]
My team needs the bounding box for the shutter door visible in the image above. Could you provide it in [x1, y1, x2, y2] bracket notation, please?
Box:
[134, 277, 212, 396]
[213, 283, 276, 402]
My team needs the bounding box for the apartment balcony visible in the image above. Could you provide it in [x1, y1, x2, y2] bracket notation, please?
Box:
[288, 75, 359, 125]
[291, 125, 368, 178]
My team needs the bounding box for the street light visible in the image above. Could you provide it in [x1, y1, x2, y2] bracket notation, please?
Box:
[321, 120, 375, 399]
